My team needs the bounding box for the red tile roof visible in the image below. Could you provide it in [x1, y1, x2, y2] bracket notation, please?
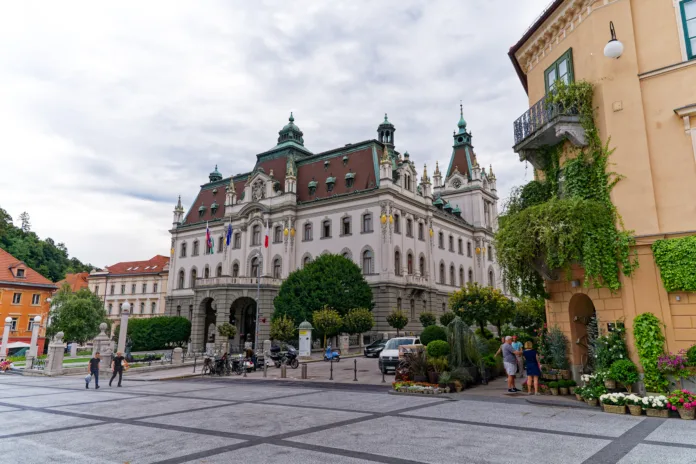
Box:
[0, 247, 57, 287]
[104, 255, 169, 276]
[57, 272, 89, 292]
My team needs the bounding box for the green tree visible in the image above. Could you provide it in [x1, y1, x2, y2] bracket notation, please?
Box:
[273, 254, 373, 327]
[419, 311, 436, 328]
[46, 285, 108, 344]
[511, 297, 546, 332]
[217, 322, 237, 339]
[439, 311, 456, 328]
[270, 315, 297, 343]
[343, 308, 374, 343]
[386, 309, 408, 336]
[449, 283, 514, 336]
[312, 306, 343, 347]
[19, 212, 31, 232]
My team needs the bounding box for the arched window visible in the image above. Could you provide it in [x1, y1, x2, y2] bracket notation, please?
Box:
[176, 305, 181, 317]
[192, 240, 199, 256]
[419, 256, 425, 277]
[204, 265, 210, 279]
[449, 265, 455, 286]
[418, 222, 424, 240]
[140, 302, 145, 314]
[218, 236, 223, 253]
[468, 268, 474, 283]
[252, 225, 261, 246]
[362, 250, 373, 275]
[342, 250, 351, 260]
[488, 269, 495, 287]
[251, 257, 260, 277]
[190, 268, 197, 288]
[410, 298, 415, 319]
[303, 223, 312, 241]
[439, 262, 445, 284]
[362, 213, 373, 233]
[180, 242, 187, 257]
[303, 255, 311, 267]
[449, 235, 454, 252]
[397, 297, 402, 311]
[178, 270, 185, 289]
[393, 214, 400, 234]
[232, 263, 239, 277]
[467, 241, 472, 257]
[322, 220, 331, 238]
[151, 302, 156, 313]
[459, 267, 464, 287]
[488, 246, 493, 261]
[458, 238, 463, 254]
[273, 258, 281, 279]
[394, 250, 401, 276]
[274, 226, 282, 243]
[216, 265, 222, 277]
[407, 253, 413, 275]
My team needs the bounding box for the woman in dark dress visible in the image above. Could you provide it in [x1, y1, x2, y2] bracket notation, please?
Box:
[523, 341, 541, 395]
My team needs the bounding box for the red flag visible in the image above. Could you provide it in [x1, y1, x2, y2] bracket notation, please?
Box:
[264, 220, 269, 248]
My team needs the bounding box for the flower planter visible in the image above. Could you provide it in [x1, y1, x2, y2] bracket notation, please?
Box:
[677, 408, 696, 420]
[585, 398, 598, 407]
[550, 388, 559, 396]
[414, 375, 427, 383]
[559, 370, 571, 380]
[646, 408, 669, 418]
[627, 405, 643, 416]
[559, 387, 569, 395]
[603, 404, 626, 415]
[575, 393, 583, 401]
[569, 387, 576, 395]
[604, 379, 616, 390]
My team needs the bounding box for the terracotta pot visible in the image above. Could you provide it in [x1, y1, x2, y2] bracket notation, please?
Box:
[428, 372, 439, 384]
[559, 387, 569, 395]
[627, 405, 643, 416]
[575, 393, 583, 401]
[604, 379, 616, 390]
[603, 404, 626, 415]
[677, 408, 696, 420]
[550, 388, 559, 396]
[646, 408, 669, 418]
[585, 398, 598, 407]
[559, 370, 571, 380]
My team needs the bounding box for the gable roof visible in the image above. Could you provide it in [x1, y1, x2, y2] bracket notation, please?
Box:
[103, 255, 170, 276]
[57, 272, 89, 292]
[0, 247, 57, 288]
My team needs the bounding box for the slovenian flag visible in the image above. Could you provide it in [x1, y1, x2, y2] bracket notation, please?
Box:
[264, 220, 269, 248]
[205, 222, 212, 253]
[225, 221, 233, 247]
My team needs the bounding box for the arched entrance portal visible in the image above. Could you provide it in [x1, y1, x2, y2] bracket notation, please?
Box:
[568, 293, 596, 378]
[231, 297, 257, 350]
[200, 297, 217, 348]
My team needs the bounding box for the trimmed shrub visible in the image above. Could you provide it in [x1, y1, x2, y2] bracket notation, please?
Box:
[439, 311, 456, 328]
[427, 340, 450, 358]
[419, 312, 437, 328]
[420, 325, 447, 346]
[113, 316, 191, 351]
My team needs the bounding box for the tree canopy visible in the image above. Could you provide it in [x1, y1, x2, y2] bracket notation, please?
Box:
[511, 297, 546, 332]
[0, 207, 93, 282]
[343, 308, 374, 335]
[386, 309, 408, 336]
[272, 254, 373, 326]
[113, 316, 191, 351]
[449, 283, 515, 335]
[270, 315, 296, 343]
[47, 285, 109, 344]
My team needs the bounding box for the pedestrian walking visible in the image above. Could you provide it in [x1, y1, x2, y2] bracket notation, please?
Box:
[523, 341, 542, 395]
[86, 352, 101, 389]
[109, 351, 126, 387]
[512, 336, 524, 378]
[502, 336, 522, 393]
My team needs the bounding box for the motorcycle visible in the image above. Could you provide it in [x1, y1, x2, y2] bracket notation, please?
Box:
[282, 345, 300, 369]
[324, 344, 340, 362]
[269, 345, 283, 368]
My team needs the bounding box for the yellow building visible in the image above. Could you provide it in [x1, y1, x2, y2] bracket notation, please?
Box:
[508, 0, 696, 375]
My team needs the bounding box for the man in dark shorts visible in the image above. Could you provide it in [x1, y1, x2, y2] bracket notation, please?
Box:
[87, 352, 101, 389]
[109, 351, 125, 387]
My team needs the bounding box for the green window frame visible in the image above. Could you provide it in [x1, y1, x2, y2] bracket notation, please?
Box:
[681, 0, 696, 60]
[544, 48, 574, 94]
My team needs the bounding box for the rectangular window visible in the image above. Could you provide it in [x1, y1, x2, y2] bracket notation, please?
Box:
[110, 285, 115, 295]
[342, 217, 351, 235]
[234, 233, 241, 249]
[252, 226, 261, 246]
[121, 285, 125, 294]
[303, 223, 312, 241]
[108, 303, 113, 315]
[153, 283, 158, 293]
[683, 0, 696, 59]
[95, 285, 99, 295]
[12, 293, 21, 304]
[151, 302, 156, 313]
[406, 219, 413, 237]
[32, 294, 40, 305]
[131, 284, 136, 294]
[274, 226, 282, 243]
[393, 214, 400, 234]
[418, 223, 424, 241]
[449, 236, 454, 252]
[140, 302, 145, 314]
[362, 214, 372, 233]
[142, 283, 147, 294]
[10, 317, 18, 331]
[193, 241, 200, 256]
[218, 236, 224, 253]
[544, 48, 574, 93]
[458, 239, 463, 255]
[467, 242, 472, 257]
[16, 269, 25, 277]
[322, 221, 331, 239]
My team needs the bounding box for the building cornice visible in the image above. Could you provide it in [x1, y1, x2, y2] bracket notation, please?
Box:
[0, 280, 58, 290]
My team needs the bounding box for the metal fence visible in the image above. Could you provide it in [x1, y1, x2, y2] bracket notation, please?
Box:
[513, 93, 579, 145]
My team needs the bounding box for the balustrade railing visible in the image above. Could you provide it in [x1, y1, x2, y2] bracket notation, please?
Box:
[513, 93, 579, 146]
[197, 276, 283, 287]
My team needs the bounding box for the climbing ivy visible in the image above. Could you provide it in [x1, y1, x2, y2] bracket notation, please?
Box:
[652, 235, 696, 292]
[632, 312, 668, 393]
[496, 81, 638, 298]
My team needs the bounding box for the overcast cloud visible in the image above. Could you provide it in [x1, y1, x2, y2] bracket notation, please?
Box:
[0, 1, 548, 268]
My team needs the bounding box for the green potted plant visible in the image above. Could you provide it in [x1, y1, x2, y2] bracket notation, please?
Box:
[625, 394, 643, 416]
[438, 371, 452, 393]
[609, 359, 639, 393]
[567, 379, 578, 395]
[641, 395, 669, 418]
[600, 392, 627, 415]
[426, 340, 450, 384]
[573, 386, 585, 401]
[558, 380, 569, 395]
[667, 389, 696, 420]
[549, 381, 559, 396]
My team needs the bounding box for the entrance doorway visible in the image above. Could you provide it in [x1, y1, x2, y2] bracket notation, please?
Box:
[201, 297, 217, 345]
[230, 297, 257, 349]
[568, 293, 596, 374]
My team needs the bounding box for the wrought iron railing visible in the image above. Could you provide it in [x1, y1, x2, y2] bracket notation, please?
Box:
[513, 94, 579, 145]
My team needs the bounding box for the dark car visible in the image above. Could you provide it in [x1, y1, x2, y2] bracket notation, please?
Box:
[363, 339, 386, 358]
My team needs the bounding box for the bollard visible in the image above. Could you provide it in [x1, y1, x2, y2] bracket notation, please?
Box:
[329, 357, 333, 381]
[382, 368, 386, 383]
[264, 360, 268, 378]
[243, 362, 247, 377]
[301, 363, 307, 379]
[193, 356, 197, 373]
[281, 364, 287, 378]
[353, 358, 358, 381]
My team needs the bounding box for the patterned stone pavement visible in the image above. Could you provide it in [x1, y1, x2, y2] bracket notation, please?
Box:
[0, 374, 694, 463]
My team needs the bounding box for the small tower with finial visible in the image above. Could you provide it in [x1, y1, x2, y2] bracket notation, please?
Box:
[225, 178, 236, 210]
[285, 155, 297, 195]
[433, 161, 442, 188]
[377, 113, 396, 148]
[488, 164, 497, 192]
[379, 143, 393, 184]
[421, 164, 432, 199]
[209, 165, 222, 183]
[172, 195, 185, 227]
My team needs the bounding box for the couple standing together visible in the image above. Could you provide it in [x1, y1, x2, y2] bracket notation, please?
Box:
[85, 352, 128, 389]
[498, 336, 542, 394]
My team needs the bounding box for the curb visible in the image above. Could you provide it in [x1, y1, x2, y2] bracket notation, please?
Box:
[387, 390, 456, 400]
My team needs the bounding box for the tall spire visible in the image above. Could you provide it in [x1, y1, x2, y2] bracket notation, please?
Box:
[175, 195, 183, 212]
[422, 163, 428, 181]
[457, 100, 467, 132]
[434, 161, 441, 176]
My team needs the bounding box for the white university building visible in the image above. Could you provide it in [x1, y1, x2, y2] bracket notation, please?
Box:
[165, 110, 501, 352]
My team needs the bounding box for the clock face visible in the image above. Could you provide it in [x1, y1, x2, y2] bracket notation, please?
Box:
[452, 178, 462, 189]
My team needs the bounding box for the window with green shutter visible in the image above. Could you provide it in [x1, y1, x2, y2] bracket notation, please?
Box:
[682, 0, 696, 60]
[544, 48, 574, 94]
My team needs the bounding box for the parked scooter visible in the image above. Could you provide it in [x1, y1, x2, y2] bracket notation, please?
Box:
[324, 344, 340, 362]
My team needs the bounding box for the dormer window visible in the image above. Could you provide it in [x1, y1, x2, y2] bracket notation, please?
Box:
[343, 155, 349, 166]
[326, 177, 336, 193]
[211, 202, 218, 214]
[16, 268, 25, 278]
[345, 172, 355, 188]
[308, 180, 317, 195]
[198, 205, 206, 217]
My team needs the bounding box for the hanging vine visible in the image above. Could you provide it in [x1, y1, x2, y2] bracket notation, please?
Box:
[652, 235, 696, 292]
[496, 81, 638, 298]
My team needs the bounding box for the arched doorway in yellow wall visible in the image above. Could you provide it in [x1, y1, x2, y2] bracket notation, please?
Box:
[568, 293, 595, 377]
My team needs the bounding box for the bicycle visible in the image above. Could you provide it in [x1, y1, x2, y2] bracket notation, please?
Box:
[201, 357, 214, 376]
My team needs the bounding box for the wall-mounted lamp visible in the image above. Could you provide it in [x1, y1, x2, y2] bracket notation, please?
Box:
[604, 21, 624, 59]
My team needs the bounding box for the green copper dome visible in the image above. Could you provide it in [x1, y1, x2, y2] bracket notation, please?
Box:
[209, 165, 222, 182]
[278, 112, 305, 146]
[298, 320, 314, 330]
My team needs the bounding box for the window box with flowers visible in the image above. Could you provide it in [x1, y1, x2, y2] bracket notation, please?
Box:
[667, 390, 696, 420]
[641, 395, 669, 418]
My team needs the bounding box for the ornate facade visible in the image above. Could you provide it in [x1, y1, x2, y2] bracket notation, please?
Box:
[166, 109, 500, 352]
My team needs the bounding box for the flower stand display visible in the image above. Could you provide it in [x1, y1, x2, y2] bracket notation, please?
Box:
[667, 390, 696, 420]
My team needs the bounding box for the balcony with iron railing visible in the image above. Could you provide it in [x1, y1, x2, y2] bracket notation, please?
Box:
[196, 276, 283, 287]
[512, 93, 587, 170]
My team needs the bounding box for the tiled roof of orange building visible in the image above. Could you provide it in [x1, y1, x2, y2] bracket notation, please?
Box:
[0, 247, 57, 288]
[57, 272, 90, 292]
[104, 255, 170, 276]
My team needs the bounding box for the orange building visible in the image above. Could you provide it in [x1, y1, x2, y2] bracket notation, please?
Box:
[0, 248, 57, 354]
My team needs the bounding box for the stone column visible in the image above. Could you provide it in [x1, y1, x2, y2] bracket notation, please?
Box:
[215, 302, 230, 353]
[1, 317, 12, 360]
[190, 301, 205, 353]
[25, 315, 42, 367]
[45, 332, 66, 376]
[172, 347, 183, 364]
[70, 342, 78, 358]
[92, 323, 113, 372]
[117, 303, 130, 354]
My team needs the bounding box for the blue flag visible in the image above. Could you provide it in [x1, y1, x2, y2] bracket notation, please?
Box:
[226, 222, 233, 246]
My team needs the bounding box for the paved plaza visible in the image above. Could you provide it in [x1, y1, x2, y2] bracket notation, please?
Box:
[1, 374, 695, 463]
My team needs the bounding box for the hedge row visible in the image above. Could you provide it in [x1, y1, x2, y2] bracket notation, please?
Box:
[113, 316, 191, 351]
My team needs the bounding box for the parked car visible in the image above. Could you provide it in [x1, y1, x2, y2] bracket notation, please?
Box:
[378, 337, 420, 374]
[364, 339, 386, 358]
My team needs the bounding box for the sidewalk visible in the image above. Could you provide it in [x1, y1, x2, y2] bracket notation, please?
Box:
[459, 376, 593, 408]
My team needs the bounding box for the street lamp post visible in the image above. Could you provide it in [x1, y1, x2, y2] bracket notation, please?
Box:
[117, 302, 131, 354]
[1, 317, 11, 360]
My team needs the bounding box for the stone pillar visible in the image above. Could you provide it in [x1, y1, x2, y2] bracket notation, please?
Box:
[70, 342, 78, 358]
[92, 323, 113, 372]
[28, 316, 42, 357]
[190, 301, 205, 353]
[117, 303, 131, 354]
[172, 347, 183, 364]
[45, 332, 66, 376]
[339, 334, 349, 354]
[215, 302, 230, 353]
[0, 317, 11, 360]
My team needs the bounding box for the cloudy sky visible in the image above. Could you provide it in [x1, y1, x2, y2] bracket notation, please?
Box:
[0, 1, 548, 268]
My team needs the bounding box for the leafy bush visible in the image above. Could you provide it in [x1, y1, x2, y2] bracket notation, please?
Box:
[437, 371, 452, 385]
[633, 312, 668, 393]
[386, 310, 408, 336]
[688, 345, 696, 366]
[270, 315, 296, 342]
[609, 359, 639, 390]
[426, 340, 450, 358]
[429, 356, 449, 373]
[474, 327, 494, 340]
[420, 325, 447, 346]
[419, 312, 437, 328]
[113, 316, 190, 351]
[450, 367, 474, 385]
[652, 235, 696, 291]
[481, 354, 497, 368]
[313, 307, 343, 343]
[343, 308, 374, 335]
[545, 326, 569, 370]
[217, 323, 237, 339]
[439, 311, 456, 328]
[548, 381, 559, 389]
[594, 327, 628, 370]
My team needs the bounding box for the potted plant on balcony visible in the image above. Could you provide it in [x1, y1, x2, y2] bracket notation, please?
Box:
[600, 392, 627, 415]
[667, 390, 696, 420]
[641, 395, 669, 418]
